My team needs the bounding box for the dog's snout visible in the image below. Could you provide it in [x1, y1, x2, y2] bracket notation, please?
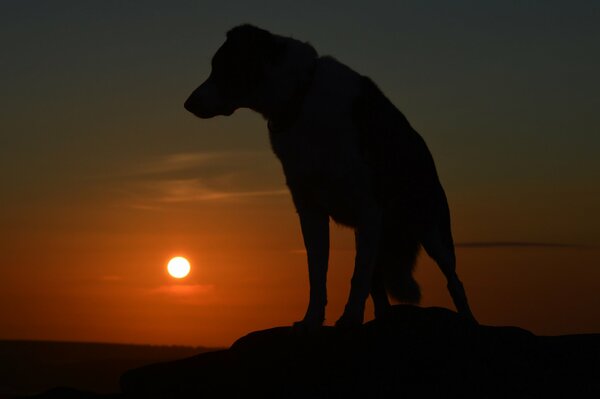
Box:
[184, 84, 213, 118]
[184, 79, 236, 119]
[184, 95, 199, 114]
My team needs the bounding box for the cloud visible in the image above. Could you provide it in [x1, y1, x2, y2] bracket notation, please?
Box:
[111, 151, 288, 208]
[290, 242, 593, 255]
[125, 178, 287, 208]
[152, 283, 214, 295]
[131, 152, 225, 175]
[455, 241, 592, 249]
[149, 283, 216, 305]
[123, 150, 270, 177]
[145, 178, 287, 203]
[99, 275, 123, 281]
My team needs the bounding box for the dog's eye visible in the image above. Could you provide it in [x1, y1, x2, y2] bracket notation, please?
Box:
[211, 53, 242, 84]
[211, 66, 243, 93]
[209, 42, 264, 97]
[212, 63, 260, 97]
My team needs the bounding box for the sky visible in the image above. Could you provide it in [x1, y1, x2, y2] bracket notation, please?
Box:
[0, 0, 599, 347]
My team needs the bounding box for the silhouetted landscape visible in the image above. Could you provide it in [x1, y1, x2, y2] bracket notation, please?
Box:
[5, 306, 597, 398]
[0, 340, 211, 398]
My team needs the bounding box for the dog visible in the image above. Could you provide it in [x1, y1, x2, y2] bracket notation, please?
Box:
[184, 25, 476, 328]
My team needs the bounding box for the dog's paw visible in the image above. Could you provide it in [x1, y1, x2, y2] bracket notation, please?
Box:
[292, 318, 323, 335]
[459, 310, 479, 325]
[373, 304, 392, 320]
[293, 305, 325, 334]
[334, 311, 363, 330]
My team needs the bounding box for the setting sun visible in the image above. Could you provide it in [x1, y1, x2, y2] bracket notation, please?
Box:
[167, 256, 191, 279]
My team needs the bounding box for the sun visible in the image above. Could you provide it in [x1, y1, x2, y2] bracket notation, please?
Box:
[167, 256, 191, 279]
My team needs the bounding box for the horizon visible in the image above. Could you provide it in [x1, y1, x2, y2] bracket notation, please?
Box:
[0, 337, 212, 349]
[1, 1, 599, 347]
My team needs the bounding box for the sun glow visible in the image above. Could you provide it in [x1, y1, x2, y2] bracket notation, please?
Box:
[167, 257, 191, 279]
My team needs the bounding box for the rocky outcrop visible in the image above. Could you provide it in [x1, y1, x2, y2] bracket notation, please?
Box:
[120, 305, 600, 398]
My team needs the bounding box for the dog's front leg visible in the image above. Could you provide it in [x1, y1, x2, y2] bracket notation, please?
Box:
[336, 207, 382, 328]
[294, 207, 329, 330]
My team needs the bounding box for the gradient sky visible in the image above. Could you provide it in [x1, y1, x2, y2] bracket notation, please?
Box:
[1, 1, 599, 347]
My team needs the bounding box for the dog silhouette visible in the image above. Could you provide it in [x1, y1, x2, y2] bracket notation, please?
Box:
[185, 25, 476, 328]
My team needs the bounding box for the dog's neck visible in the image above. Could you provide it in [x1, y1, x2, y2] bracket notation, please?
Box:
[266, 58, 317, 135]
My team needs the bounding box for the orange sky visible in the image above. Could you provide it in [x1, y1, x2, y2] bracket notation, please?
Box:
[1, 1, 599, 347]
[1, 175, 599, 346]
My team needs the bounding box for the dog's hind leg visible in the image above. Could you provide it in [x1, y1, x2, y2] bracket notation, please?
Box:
[336, 207, 382, 328]
[370, 259, 390, 319]
[422, 223, 476, 323]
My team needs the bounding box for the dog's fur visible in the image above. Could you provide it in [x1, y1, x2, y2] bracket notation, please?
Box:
[185, 25, 476, 327]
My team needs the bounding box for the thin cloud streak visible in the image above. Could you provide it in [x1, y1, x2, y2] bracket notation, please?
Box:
[455, 242, 594, 249]
[125, 150, 270, 177]
[148, 283, 216, 306]
[99, 275, 123, 281]
[131, 152, 225, 175]
[151, 283, 214, 295]
[135, 178, 287, 204]
[289, 243, 594, 255]
[112, 149, 288, 209]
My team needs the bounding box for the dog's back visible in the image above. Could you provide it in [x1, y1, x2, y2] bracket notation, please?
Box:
[270, 55, 443, 228]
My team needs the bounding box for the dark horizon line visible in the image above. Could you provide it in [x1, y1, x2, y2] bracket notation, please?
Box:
[0, 338, 214, 350]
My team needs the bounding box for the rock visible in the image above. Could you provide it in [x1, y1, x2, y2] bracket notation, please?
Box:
[120, 305, 600, 398]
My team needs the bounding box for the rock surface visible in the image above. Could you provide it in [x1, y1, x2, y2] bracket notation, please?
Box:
[119, 305, 599, 398]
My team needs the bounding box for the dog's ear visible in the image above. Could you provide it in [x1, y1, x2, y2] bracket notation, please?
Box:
[227, 24, 271, 43]
[227, 24, 286, 64]
[269, 37, 288, 64]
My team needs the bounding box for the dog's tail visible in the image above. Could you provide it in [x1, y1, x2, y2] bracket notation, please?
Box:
[383, 238, 421, 303]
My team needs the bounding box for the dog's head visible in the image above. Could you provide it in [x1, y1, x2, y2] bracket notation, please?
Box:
[184, 25, 317, 120]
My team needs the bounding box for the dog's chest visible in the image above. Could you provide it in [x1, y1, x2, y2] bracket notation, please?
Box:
[269, 119, 372, 225]
[267, 57, 376, 224]
[270, 119, 359, 178]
